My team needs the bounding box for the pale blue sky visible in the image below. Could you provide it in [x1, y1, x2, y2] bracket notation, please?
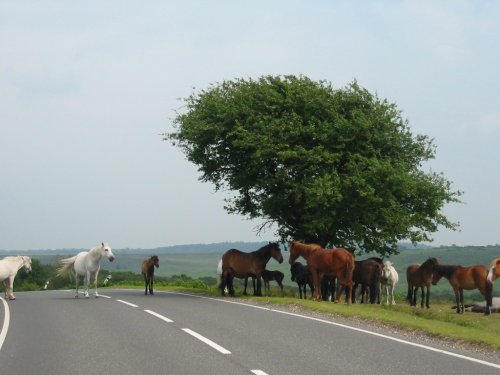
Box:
[1, 1, 499, 250]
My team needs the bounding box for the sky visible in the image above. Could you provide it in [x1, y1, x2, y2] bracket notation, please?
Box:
[1, 1, 499, 250]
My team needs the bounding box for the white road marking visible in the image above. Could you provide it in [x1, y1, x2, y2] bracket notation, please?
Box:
[116, 299, 138, 308]
[251, 370, 268, 375]
[0, 297, 10, 351]
[98, 294, 112, 299]
[144, 309, 173, 323]
[182, 328, 231, 354]
[165, 291, 500, 370]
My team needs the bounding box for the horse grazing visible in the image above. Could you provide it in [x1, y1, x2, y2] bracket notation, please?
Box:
[57, 242, 115, 298]
[406, 257, 439, 308]
[262, 270, 285, 297]
[142, 255, 159, 295]
[0, 256, 32, 300]
[432, 263, 493, 314]
[219, 242, 283, 297]
[290, 262, 314, 299]
[352, 258, 383, 304]
[381, 260, 399, 305]
[487, 258, 500, 283]
[288, 241, 355, 303]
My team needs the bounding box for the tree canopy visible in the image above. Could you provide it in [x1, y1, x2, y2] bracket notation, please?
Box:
[167, 75, 461, 256]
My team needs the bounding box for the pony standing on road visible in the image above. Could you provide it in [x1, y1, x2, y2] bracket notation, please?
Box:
[0, 256, 32, 300]
[57, 242, 115, 298]
[142, 255, 159, 295]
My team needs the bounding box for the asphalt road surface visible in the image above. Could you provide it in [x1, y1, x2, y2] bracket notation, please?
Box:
[1, 290, 499, 375]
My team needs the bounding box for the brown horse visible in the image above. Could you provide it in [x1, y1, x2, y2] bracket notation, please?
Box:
[141, 255, 159, 295]
[262, 270, 285, 297]
[288, 241, 355, 303]
[432, 263, 493, 314]
[219, 242, 283, 297]
[352, 258, 383, 304]
[406, 257, 439, 308]
[487, 258, 500, 283]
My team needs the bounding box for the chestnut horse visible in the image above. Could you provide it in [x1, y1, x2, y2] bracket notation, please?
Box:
[141, 255, 159, 295]
[288, 241, 355, 303]
[352, 258, 383, 304]
[432, 263, 493, 314]
[487, 258, 500, 283]
[406, 257, 439, 308]
[219, 242, 283, 297]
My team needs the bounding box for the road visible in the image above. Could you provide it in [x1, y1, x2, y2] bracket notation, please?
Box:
[1, 290, 499, 375]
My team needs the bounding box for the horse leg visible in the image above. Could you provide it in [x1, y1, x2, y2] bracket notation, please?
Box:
[256, 276, 262, 297]
[278, 280, 284, 297]
[84, 271, 90, 298]
[74, 271, 79, 298]
[94, 270, 100, 298]
[412, 286, 418, 306]
[311, 270, 322, 301]
[150, 274, 154, 295]
[390, 284, 396, 305]
[459, 288, 464, 313]
[6, 276, 15, 300]
[143, 274, 148, 295]
[485, 281, 493, 315]
[425, 286, 430, 309]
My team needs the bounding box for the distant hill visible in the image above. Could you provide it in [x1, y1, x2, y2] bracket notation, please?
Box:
[0, 241, 271, 255]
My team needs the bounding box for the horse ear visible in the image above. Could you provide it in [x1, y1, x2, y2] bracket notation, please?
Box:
[102, 242, 105, 247]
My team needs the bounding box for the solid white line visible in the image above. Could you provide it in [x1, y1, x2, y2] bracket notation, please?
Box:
[251, 370, 268, 375]
[144, 309, 173, 323]
[0, 297, 10, 351]
[165, 291, 500, 370]
[182, 328, 231, 354]
[116, 299, 138, 308]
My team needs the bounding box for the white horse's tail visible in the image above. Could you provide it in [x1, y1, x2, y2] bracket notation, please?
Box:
[217, 259, 223, 275]
[57, 255, 78, 277]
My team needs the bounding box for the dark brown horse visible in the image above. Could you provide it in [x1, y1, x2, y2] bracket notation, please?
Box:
[406, 257, 439, 308]
[352, 258, 383, 304]
[432, 263, 493, 314]
[290, 262, 314, 299]
[219, 242, 283, 296]
[141, 255, 159, 295]
[288, 241, 355, 303]
[262, 270, 285, 297]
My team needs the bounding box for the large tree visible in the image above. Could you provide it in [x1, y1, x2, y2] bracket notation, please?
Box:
[167, 75, 461, 256]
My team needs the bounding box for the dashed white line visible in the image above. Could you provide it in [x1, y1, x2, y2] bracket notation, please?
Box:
[144, 309, 173, 323]
[182, 328, 231, 354]
[0, 297, 10, 351]
[116, 299, 138, 308]
[251, 370, 268, 375]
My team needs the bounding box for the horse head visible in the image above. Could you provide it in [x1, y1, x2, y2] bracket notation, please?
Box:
[268, 242, 283, 264]
[22, 256, 32, 273]
[487, 258, 500, 283]
[101, 242, 115, 262]
[152, 255, 160, 268]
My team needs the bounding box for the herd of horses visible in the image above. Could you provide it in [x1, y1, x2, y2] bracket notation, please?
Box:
[2, 241, 500, 316]
[218, 241, 500, 315]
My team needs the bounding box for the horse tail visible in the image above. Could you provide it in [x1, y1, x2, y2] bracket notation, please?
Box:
[57, 255, 78, 278]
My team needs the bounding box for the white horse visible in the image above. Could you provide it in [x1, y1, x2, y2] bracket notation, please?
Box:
[57, 242, 115, 298]
[0, 256, 32, 300]
[381, 260, 399, 305]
